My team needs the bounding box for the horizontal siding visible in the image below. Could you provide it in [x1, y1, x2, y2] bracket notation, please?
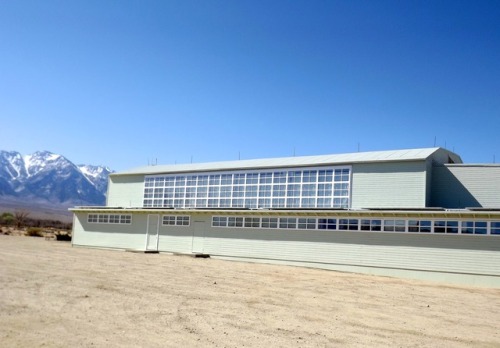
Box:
[72, 213, 147, 250]
[201, 228, 500, 276]
[107, 174, 145, 207]
[351, 161, 427, 208]
[432, 166, 500, 208]
[72, 212, 500, 286]
[158, 227, 193, 253]
[426, 159, 432, 206]
[74, 213, 197, 253]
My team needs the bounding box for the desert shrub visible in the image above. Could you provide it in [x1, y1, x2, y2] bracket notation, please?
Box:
[0, 212, 14, 226]
[26, 227, 44, 237]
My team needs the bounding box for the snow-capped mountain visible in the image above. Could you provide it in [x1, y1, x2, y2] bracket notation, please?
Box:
[78, 164, 111, 193]
[0, 150, 112, 207]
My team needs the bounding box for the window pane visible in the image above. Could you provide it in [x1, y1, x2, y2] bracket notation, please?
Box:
[434, 221, 445, 233]
[384, 220, 395, 232]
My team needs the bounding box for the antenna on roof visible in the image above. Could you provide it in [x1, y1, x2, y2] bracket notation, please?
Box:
[293, 147, 296, 157]
[433, 136, 437, 147]
[238, 151, 240, 160]
[357, 142, 360, 152]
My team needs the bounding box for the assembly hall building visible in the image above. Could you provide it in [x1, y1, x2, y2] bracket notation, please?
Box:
[70, 147, 500, 287]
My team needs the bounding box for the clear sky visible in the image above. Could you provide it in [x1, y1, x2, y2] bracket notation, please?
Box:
[1, 0, 499, 171]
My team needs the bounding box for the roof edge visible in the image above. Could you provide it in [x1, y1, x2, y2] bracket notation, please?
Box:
[112, 147, 448, 177]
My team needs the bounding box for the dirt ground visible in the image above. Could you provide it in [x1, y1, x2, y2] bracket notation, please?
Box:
[0, 235, 499, 347]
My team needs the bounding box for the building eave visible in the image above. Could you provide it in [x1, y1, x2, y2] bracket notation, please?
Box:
[69, 207, 500, 219]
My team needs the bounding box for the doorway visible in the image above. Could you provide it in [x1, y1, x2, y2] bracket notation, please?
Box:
[191, 221, 205, 253]
[146, 214, 160, 251]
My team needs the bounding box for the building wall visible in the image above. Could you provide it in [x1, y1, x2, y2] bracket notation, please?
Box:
[201, 225, 500, 287]
[108, 161, 432, 210]
[72, 212, 148, 250]
[158, 216, 196, 253]
[431, 165, 500, 208]
[351, 161, 427, 208]
[72, 211, 500, 287]
[179, 214, 500, 287]
[73, 212, 198, 252]
[107, 174, 145, 207]
[425, 159, 433, 207]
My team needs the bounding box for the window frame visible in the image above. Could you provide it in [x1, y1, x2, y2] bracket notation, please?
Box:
[143, 166, 352, 209]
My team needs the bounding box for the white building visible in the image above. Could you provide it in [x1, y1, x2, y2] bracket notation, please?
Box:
[70, 147, 500, 287]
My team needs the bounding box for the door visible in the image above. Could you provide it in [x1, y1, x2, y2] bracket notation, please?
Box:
[191, 221, 205, 253]
[146, 214, 160, 251]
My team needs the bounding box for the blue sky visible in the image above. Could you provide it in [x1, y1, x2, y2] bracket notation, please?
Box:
[1, 0, 499, 171]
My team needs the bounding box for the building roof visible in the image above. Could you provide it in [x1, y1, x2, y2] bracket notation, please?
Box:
[113, 147, 461, 176]
[445, 163, 500, 167]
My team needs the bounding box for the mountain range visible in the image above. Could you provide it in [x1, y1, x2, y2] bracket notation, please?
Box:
[0, 150, 112, 220]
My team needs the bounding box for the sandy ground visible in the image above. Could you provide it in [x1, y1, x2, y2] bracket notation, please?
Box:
[0, 235, 499, 348]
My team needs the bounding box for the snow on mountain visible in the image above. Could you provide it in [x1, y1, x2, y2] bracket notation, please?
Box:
[0, 151, 27, 181]
[0, 150, 112, 206]
[24, 151, 64, 177]
[78, 165, 112, 193]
